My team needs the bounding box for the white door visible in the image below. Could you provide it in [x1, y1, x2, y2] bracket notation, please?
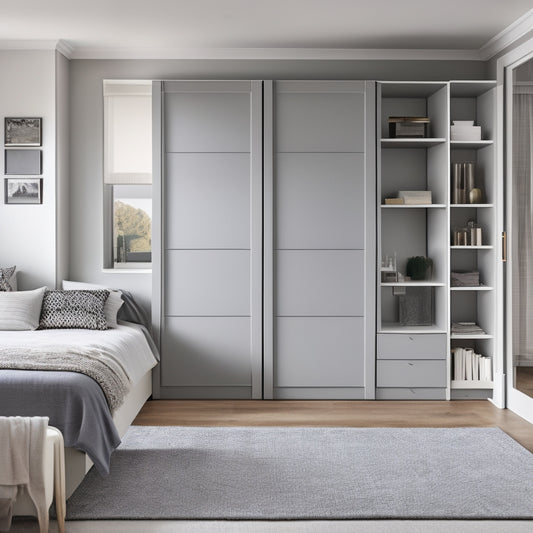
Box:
[505, 47, 533, 424]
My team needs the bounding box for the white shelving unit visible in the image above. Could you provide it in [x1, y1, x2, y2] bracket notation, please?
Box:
[449, 80, 497, 399]
[376, 81, 449, 400]
[376, 80, 498, 401]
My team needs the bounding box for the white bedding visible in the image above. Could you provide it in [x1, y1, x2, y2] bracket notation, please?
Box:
[0, 322, 157, 386]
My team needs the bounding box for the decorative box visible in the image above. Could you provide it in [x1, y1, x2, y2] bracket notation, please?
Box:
[388, 117, 430, 138]
[450, 120, 482, 141]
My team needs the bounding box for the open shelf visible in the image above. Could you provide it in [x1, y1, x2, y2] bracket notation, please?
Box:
[450, 286, 493, 291]
[450, 140, 493, 149]
[380, 323, 446, 334]
[451, 380, 493, 390]
[450, 204, 493, 208]
[381, 204, 446, 209]
[381, 138, 446, 148]
[450, 333, 494, 340]
[381, 281, 445, 287]
[450, 245, 493, 250]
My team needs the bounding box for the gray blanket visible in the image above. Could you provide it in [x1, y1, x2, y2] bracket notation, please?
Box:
[0, 370, 120, 475]
[0, 345, 130, 412]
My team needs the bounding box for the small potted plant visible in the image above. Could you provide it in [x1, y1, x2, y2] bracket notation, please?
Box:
[406, 256, 433, 280]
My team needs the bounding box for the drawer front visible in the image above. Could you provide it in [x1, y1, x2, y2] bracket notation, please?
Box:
[377, 360, 447, 388]
[376, 388, 447, 400]
[377, 333, 447, 360]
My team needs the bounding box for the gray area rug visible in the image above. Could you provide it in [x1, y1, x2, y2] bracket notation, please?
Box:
[66, 427, 533, 520]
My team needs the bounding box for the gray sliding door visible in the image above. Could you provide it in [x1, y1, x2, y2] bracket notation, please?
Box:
[154, 80, 263, 399]
[264, 81, 375, 399]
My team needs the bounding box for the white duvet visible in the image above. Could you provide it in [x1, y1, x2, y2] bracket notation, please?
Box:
[0, 322, 157, 386]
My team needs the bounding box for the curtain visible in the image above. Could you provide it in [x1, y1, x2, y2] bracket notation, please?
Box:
[512, 85, 533, 366]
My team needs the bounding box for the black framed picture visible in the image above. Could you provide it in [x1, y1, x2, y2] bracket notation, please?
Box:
[4, 178, 43, 204]
[4, 117, 42, 147]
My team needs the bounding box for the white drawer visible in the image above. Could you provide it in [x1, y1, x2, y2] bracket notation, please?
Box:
[377, 333, 447, 360]
[377, 360, 447, 388]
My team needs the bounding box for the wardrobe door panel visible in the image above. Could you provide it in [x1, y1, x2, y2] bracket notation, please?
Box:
[165, 92, 250, 153]
[275, 153, 365, 249]
[161, 317, 251, 388]
[165, 153, 250, 249]
[165, 250, 250, 316]
[275, 317, 365, 387]
[276, 250, 364, 317]
[156, 80, 262, 399]
[266, 80, 375, 400]
[275, 91, 365, 153]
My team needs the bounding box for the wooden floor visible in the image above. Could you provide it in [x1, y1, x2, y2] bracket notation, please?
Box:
[134, 399, 533, 453]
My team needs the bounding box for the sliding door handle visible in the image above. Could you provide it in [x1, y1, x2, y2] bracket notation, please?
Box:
[502, 231, 507, 263]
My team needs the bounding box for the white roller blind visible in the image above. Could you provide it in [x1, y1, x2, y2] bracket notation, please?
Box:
[104, 81, 152, 184]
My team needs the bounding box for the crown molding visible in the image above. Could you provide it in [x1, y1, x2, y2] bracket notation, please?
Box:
[68, 47, 481, 61]
[56, 39, 74, 58]
[0, 40, 59, 51]
[479, 8, 533, 61]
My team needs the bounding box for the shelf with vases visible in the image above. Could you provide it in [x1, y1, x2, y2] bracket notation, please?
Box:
[381, 138, 446, 148]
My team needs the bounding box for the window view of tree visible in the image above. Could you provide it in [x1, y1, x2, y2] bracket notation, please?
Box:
[114, 200, 151, 263]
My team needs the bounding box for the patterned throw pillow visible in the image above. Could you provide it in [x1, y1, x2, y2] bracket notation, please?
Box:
[39, 289, 110, 330]
[0, 266, 16, 292]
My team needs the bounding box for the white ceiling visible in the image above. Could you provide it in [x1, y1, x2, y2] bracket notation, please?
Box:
[0, 0, 532, 59]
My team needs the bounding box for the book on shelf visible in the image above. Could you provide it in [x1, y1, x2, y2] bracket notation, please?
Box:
[452, 347, 492, 381]
[451, 322, 486, 335]
[398, 190, 432, 205]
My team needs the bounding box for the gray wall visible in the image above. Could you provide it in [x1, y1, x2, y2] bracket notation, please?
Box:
[69, 58, 487, 317]
[0, 50, 57, 290]
[56, 51, 70, 287]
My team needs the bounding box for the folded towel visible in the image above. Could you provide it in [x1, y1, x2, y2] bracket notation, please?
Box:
[0, 416, 49, 533]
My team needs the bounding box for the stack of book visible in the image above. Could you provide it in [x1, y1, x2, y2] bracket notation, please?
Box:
[453, 347, 492, 382]
[451, 322, 486, 335]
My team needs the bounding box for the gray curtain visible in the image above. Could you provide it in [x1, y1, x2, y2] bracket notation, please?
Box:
[512, 85, 533, 366]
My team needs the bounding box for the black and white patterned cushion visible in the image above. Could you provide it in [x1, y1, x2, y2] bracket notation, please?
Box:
[39, 289, 110, 330]
[0, 266, 16, 292]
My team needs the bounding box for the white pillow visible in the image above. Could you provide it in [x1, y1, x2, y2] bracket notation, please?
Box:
[0, 286, 46, 330]
[62, 280, 123, 328]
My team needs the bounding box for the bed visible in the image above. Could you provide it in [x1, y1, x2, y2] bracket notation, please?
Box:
[0, 320, 158, 497]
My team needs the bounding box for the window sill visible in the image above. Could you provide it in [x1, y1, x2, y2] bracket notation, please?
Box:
[102, 268, 152, 274]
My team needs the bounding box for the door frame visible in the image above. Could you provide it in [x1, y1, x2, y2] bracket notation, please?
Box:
[498, 36, 533, 423]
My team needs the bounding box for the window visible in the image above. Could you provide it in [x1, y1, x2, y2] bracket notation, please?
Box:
[103, 80, 152, 268]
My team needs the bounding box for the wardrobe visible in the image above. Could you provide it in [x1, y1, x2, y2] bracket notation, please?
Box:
[152, 79, 376, 400]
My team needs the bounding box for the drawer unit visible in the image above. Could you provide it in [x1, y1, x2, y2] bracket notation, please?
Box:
[377, 333, 447, 360]
[377, 360, 447, 388]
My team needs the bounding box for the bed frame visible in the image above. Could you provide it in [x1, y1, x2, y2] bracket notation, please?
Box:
[64, 368, 152, 497]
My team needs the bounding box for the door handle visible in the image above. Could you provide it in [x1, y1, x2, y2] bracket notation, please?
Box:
[502, 231, 507, 263]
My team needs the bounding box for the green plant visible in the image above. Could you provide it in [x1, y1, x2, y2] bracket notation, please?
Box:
[406, 256, 433, 280]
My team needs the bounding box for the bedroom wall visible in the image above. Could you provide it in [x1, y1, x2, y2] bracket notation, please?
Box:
[68, 57, 487, 318]
[0, 50, 57, 290]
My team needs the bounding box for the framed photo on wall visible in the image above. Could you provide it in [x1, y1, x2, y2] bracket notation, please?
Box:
[4, 117, 42, 146]
[4, 177, 43, 204]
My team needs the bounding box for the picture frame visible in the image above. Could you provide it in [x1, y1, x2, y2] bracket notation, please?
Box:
[4, 117, 42, 147]
[4, 178, 43, 204]
[4, 149, 42, 175]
